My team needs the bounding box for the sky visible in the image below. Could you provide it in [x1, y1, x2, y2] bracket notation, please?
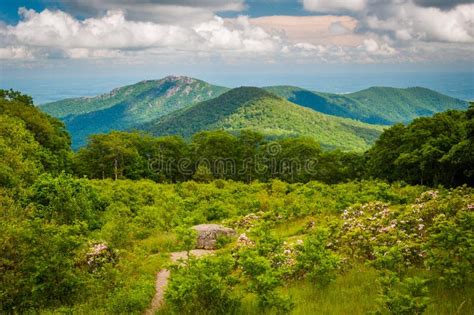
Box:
[0, 0, 473, 102]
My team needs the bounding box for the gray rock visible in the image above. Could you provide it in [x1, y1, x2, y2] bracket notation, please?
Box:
[192, 224, 237, 250]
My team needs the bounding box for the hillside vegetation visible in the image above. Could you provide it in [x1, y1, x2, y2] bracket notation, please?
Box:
[1, 89, 472, 315]
[2, 178, 472, 314]
[265, 86, 468, 125]
[40, 76, 228, 148]
[0, 89, 71, 187]
[143, 87, 385, 151]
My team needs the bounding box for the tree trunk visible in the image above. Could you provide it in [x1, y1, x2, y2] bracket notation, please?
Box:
[114, 158, 118, 181]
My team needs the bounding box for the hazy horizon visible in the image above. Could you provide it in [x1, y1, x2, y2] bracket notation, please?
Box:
[2, 70, 473, 105]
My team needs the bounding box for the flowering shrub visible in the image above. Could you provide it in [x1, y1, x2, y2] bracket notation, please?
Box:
[232, 224, 294, 314]
[425, 203, 474, 287]
[339, 200, 427, 269]
[338, 187, 473, 287]
[84, 242, 116, 273]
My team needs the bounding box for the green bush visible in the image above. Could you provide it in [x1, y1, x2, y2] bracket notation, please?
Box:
[295, 228, 340, 287]
[26, 172, 103, 227]
[175, 226, 198, 254]
[239, 250, 293, 314]
[425, 208, 474, 287]
[165, 255, 241, 314]
[379, 274, 430, 315]
[108, 275, 155, 314]
[0, 219, 87, 311]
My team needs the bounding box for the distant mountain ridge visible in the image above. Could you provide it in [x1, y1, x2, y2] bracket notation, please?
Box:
[141, 87, 385, 151]
[40, 76, 228, 148]
[264, 85, 468, 125]
[40, 76, 469, 149]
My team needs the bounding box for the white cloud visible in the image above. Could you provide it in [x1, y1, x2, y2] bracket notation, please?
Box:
[249, 15, 363, 47]
[302, 0, 367, 13]
[194, 16, 279, 53]
[12, 8, 196, 49]
[0, 8, 281, 60]
[365, 3, 474, 43]
[302, 0, 474, 44]
[359, 38, 396, 55]
[0, 46, 34, 59]
[1, 3, 472, 65]
[298, 0, 474, 64]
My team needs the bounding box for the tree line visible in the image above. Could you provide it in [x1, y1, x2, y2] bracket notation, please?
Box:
[74, 106, 474, 187]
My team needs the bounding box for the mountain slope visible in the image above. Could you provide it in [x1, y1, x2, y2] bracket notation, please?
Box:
[40, 76, 229, 148]
[141, 87, 385, 151]
[264, 86, 468, 125]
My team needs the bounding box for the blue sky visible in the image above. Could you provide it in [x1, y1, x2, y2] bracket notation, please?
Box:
[0, 0, 473, 101]
[0, 0, 313, 23]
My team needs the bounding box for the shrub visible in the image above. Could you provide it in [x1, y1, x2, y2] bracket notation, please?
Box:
[165, 255, 241, 314]
[425, 209, 474, 287]
[215, 234, 233, 249]
[0, 219, 87, 311]
[26, 172, 103, 227]
[295, 228, 340, 287]
[238, 250, 294, 314]
[108, 276, 154, 314]
[379, 274, 429, 315]
[175, 226, 198, 254]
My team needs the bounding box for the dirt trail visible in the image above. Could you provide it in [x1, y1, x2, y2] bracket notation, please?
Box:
[145, 249, 214, 315]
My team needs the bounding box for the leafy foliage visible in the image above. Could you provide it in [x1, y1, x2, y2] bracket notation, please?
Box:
[26, 172, 103, 227]
[165, 255, 241, 315]
[0, 115, 43, 188]
[425, 202, 474, 287]
[0, 216, 86, 311]
[366, 105, 474, 186]
[295, 228, 340, 287]
[379, 274, 430, 315]
[237, 232, 295, 314]
[0, 89, 71, 187]
[73, 129, 367, 183]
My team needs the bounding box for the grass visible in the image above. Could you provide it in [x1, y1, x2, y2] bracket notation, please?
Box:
[272, 214, 341, 238]
[283, 265, 380, 315]
[425, 281, 474, 315]
[236, 265, 379, 315]
[273, 217, 309, 238]
[237, 266, 474, 315]
[138, 231, 178, 254]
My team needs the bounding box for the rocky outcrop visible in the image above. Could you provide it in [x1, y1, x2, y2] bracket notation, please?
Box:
[192, 224, 237, 250]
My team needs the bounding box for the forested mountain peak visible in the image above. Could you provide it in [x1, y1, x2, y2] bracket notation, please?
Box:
[142, 86, 385, 151]
[41, 76, 227, 118]
[40, 76, 229, 148]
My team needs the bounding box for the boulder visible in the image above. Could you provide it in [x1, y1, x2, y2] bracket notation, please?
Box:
[192, 224, 237, 250]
